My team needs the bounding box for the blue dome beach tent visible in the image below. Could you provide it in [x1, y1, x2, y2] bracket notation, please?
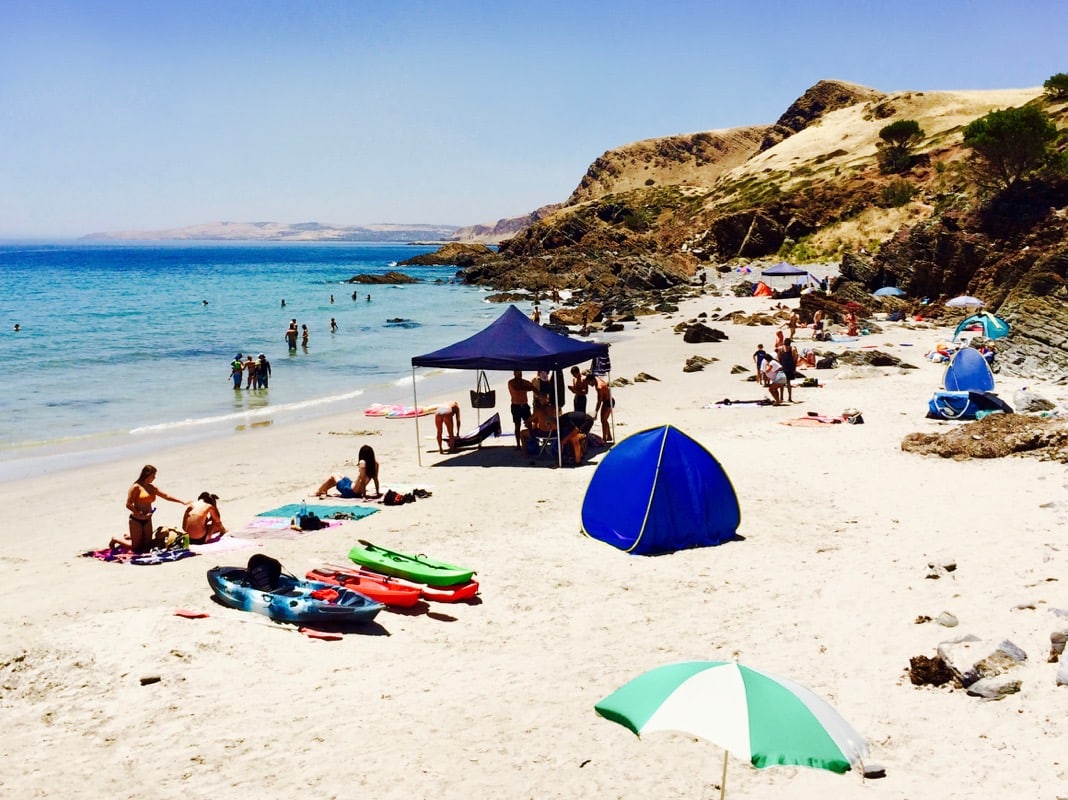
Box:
[953, 312, 1010, 341]
[582, 425, 740, 555]
[942, 347, 995, 392]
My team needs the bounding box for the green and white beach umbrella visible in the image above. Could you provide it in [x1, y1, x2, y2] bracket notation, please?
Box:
[595, 661, 868, 797]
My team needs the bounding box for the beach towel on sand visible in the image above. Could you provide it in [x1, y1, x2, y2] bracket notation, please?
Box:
[256, 504, 379, 520]
[81, 546, 198, 565]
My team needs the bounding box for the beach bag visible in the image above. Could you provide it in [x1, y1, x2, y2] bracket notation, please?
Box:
[469, 370, 496, 409]
[299, 512, 326, 530]
[384, 489, 408, 506]
[927, 391, 977, 420]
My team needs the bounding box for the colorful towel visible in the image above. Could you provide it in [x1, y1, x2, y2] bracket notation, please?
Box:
[257, 504, 379, 520]
[189, 536, 261, 554]
[232, 515, 355, 542]
[781, 414, 845, 427]
[81, 546, 199, 565]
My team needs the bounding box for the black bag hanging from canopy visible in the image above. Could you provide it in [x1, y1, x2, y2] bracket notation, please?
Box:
[470, 370, 496, 408]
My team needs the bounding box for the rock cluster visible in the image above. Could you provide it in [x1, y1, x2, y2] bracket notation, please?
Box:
[901, 413, 1068, 463]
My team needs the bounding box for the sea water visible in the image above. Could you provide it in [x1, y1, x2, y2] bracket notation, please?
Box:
[0, 242, 515, 481]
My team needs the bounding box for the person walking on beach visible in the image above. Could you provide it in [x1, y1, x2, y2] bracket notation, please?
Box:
[256, 353, 271, 388]
[116, 464, 188, 553]
[753, 344, 769, 386]
[285, 320, 298, 350]
[507, 371, 535, 449]
[243, 354, 258, 389]
[301, 324, 309, 348]
[783, 311, 799, 340]
[777, 338, 798, 403]
[229, 354, 244, 389]
[586, 373, 614, 443]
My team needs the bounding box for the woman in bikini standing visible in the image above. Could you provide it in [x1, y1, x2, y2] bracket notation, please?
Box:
[122, 465, 188, 553]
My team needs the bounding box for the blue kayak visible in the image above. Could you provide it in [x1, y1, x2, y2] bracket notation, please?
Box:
[207, 554, 384, 626]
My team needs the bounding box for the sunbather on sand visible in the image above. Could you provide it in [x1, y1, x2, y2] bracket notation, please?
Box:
[315, 445, 381, 498]
[182, 492, 227, 544]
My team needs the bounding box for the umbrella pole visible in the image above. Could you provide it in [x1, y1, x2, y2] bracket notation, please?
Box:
[720, 750, 728, 800]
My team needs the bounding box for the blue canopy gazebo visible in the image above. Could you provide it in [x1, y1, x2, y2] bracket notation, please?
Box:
[410, 305, 610, 465]
[761, 261, 812, 289]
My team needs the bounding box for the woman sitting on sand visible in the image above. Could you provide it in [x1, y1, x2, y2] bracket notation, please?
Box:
[114, 464, 188, 553]
[315, 445, 381, 499]
[182, 492, 227, 545]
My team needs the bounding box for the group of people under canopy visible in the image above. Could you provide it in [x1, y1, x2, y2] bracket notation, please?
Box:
[500, 367, 612, 462]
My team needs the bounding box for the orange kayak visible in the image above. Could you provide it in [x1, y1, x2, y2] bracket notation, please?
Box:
[306, 567, 422, 608]
[319, 563, 479, 603]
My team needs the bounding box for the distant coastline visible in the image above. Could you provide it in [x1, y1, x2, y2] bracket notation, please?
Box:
[81, 220, 461, 243]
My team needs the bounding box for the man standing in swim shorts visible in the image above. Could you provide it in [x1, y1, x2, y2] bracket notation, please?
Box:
[507, 371, 535, 450]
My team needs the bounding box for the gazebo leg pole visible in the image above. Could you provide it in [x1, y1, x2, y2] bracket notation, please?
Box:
[412, 367, 422, 468]
[609, 371, 616, 444]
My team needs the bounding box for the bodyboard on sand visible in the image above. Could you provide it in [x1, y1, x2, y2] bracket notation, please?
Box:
[385, 405, 439, 419]
[364, 403, 400, 416]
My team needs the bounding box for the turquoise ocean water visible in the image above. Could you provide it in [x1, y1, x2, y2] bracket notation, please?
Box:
[0, 242, 512, 481]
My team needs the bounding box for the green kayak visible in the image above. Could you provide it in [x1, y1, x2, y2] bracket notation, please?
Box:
[348, 540, 475, 587]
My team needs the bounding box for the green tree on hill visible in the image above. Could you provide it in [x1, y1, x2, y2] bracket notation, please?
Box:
[877, 119, 924, 174]
[1044, 73, 1068, 100]
[963, 106, 1059, 191]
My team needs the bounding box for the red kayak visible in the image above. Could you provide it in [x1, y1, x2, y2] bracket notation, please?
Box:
[306, 568, 422, 608]
[321, 563, 479, 603]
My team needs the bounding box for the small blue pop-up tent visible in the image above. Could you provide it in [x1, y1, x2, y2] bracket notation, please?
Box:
[581, 425, 740, 555]
[942, 347, 995, 392]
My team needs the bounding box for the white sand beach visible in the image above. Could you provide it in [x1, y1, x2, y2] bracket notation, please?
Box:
[2, 291, 1066, 800]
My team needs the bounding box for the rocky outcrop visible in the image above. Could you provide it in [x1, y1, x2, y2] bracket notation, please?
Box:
[758, 80, 885, 152]
[566, 127, 768, 206]
[397, 242, 495, 268]
[901, 414, 1068, 463]
[862, 178, 1068, 381]
[346, 270, 420, 284]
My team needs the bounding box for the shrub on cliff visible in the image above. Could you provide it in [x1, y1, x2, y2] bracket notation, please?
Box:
[1043, 73, 1068, 100]
[877, 119, 924, 174]
[963, 106, 1059, 192]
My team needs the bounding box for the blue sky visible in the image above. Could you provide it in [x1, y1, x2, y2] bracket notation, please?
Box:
[1, 0, 1064, 237]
